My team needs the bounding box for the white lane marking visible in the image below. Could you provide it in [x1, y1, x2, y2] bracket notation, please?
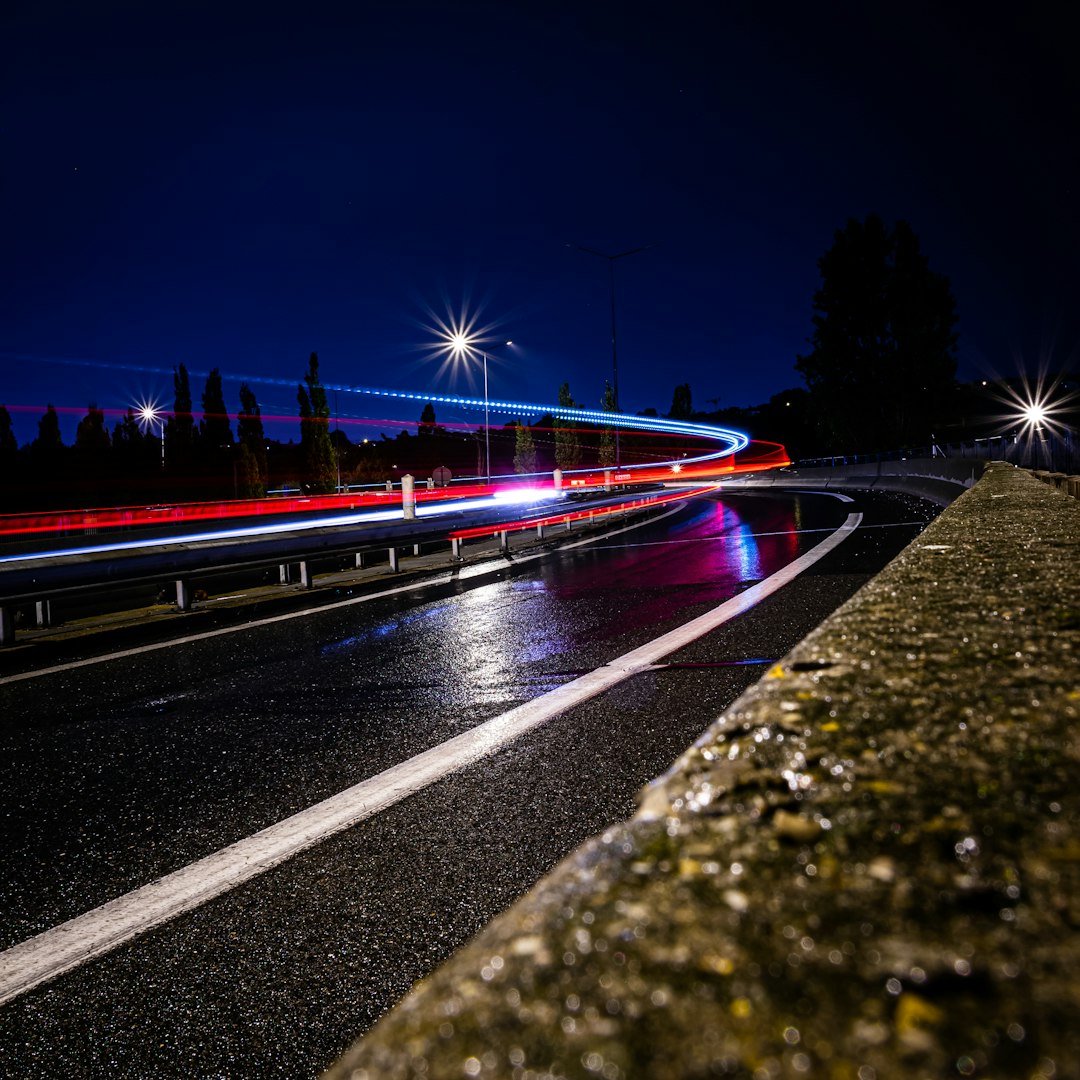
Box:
[590, 520, 927, 550]
[0, 505, 685, 686]
[0, 511, 861, 1007]
[724, 487, 855, 503]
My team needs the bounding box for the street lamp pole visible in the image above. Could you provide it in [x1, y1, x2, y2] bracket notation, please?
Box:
[446, 334, 512, 486]
[569, 243, 654, 467]
[138, 403, 165, 469]
[482, 349, 491, 486]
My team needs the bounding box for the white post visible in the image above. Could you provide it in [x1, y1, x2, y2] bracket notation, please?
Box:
[499, 531, 509, 552]
[299, 561, 313, 588]
[355, 552, 365, 568]
[604, 469, 612, 491]
[553, 468, 563, 491]
[388, 547, 400, 572]
[35, 600, 52, 627]
[451, 537, 462, 559]
[176, 579, 192, 611]
[279, 563, 291, 584]
[536, 523, 545, 539]
[402, 473, 416, 519]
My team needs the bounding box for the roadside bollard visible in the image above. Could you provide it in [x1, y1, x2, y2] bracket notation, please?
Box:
[402, 474, 416, 520]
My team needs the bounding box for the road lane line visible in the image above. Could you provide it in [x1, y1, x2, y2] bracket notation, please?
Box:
[0, 505, 685, 686]
[0, 510, 860, 1006]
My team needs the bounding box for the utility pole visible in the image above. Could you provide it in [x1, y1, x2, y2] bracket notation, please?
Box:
[568, 243, 654, 466]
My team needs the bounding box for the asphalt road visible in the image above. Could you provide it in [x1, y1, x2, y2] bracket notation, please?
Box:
[0, 488, 939, 1078]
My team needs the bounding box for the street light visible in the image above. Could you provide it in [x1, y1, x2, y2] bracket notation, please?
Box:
[569, 243, 654, 466]
[137, 402, 165, 468]
[447, 333, 513, 485]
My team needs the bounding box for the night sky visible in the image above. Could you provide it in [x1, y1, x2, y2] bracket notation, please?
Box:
[3, 2, 1077, 445]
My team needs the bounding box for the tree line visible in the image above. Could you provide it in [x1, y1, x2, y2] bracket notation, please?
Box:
[1, 214, 963, 512]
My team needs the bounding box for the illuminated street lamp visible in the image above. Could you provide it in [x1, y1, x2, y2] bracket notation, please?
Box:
[137, 402, 165, 468]
[447, 333, 513, 485]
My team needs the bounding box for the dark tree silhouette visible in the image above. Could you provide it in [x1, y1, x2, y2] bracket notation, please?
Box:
[111, 408, 157, 502]
[554, 383, 582, 470]
[668, 383, 693, 421]
[796, 214, 958, 452]
[29, 405, 67, 508]
[236, 382, 267, 497]
[0, 405, 20, 510]
[74, 403, 110, 499]
[75, 403, 110, 454]
[167, 364, 197, 493]
[297, 352, 336, 493]
[198, 368, 234, 498]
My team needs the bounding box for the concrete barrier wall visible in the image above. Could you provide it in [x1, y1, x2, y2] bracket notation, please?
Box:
[325, 463, 1080, 1079]
[724, 455, 985, 506]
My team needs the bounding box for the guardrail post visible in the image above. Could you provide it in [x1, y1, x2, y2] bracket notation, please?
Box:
[279, 563, 291, 585]
[386, 480, 393, 492]
[355, 552, 366, 568]
[498, 531, 509, 552]
[553, 468, 563, 491]
[388, 547, 400, 572]
[299, 561, 313, 589]
[451, 538, 462, 559]
[176, 579, 193, 611]
[402, 474, 416, 520]
[536, 523, 545, 539]
[35, 600, 52, 628]
[0, 606, 13, 646]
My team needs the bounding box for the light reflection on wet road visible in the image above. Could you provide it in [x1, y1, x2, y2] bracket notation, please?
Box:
[0, 493, 820, 945]
[0, 489, 935, 1078]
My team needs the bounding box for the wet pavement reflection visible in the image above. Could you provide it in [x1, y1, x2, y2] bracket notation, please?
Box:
[0, 492, 827, 948]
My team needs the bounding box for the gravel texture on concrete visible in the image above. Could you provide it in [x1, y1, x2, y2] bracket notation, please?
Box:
[325, 463, 1080, 1080]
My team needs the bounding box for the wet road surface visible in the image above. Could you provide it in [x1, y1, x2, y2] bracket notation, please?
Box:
[0, 489, 937, 1077]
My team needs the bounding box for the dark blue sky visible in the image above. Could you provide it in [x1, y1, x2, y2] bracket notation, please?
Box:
[3, 1, 1077, 445]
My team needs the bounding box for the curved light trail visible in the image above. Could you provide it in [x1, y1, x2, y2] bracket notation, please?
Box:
[0, 386, 784, 547]
[339, 382, 750, 471]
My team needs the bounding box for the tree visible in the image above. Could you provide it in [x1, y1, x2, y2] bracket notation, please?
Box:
[795, 214, 958, 452]
[417, 402, 437, 436]
[668, 383, 693, 420]
[236, 383, 267, 497]
[196, 368, 234, 498]
[554, 382, 582, 470]
[0, 405, 21, 509]
[297, 352, 336, 493]
[28, 405, 66, 508]
[111, 408, 155, 503]
[513, 420, 538, 475]
[75, 402, 109, 449]
[598, 381, 617, 467]
[166, 364, 196, 491]
[74, 403, 110, 499]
